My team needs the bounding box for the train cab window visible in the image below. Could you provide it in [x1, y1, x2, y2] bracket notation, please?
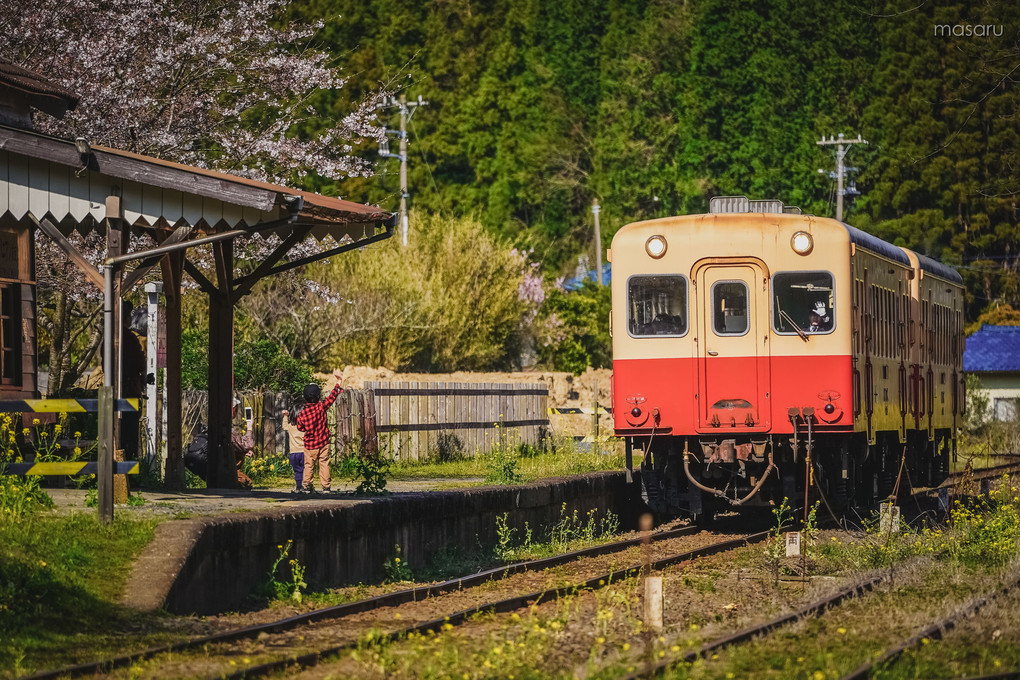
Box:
[711, 281, 748, 335]
[773, 271, 834, 335]
[627, 275, 688, 337]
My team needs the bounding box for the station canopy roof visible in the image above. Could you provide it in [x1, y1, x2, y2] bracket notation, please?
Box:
[0, 123, 393, 242]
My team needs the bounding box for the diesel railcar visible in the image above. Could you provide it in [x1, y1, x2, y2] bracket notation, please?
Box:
[609, 197, 964, 520]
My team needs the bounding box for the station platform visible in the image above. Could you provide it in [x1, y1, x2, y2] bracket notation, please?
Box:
[44, 478, 484, 519]
[46, 472, 636, 616]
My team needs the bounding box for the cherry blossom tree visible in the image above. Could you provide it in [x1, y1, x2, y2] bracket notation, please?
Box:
[2, 0, 388, 393]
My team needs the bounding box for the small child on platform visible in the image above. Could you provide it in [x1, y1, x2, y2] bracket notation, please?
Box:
[287, 450, 304, 492]
[283, 367, 344, 494]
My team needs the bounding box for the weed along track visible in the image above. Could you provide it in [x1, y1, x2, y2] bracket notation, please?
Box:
[837, 570, 1020, 680]
[203, 530, 767, 680]
[613, 574, 888, 680]
[28, 524, 710, 679]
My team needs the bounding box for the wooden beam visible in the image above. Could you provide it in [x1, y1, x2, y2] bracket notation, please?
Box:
[0, 125, 279, 212]
[182, 259, 218, 297]
[257, 226, 394, 279]
[27, 212, 104, 292]
[121, 224, 195, 293]
[232, 225, 312, 301]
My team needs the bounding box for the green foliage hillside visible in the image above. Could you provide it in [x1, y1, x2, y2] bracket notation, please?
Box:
[295, 0, 1018, 318]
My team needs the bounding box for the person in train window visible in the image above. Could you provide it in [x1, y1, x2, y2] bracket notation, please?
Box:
[807, 301, 832, 333]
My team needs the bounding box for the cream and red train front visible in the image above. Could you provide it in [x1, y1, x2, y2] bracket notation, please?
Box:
[610, 212, 854, 439]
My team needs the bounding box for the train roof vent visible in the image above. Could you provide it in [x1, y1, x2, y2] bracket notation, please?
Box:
[710, 195, 789, 214]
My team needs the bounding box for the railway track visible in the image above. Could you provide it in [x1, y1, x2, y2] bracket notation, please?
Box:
[942, 459, 1020, 488]
[26, 523, 706, 680]
[837, 570, 1020, 680]
[617, 573, 887, 679]
[210, 530, 768, 680]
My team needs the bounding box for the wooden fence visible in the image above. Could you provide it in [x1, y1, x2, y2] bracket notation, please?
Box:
[366, 381, 550, 462]
[181, 381, 548, 463]
[183, 388, 376, 462]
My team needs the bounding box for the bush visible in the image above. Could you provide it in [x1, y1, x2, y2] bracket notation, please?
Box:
[181, 328, 209, 390]
[233, 339, 317, 398]
[307, 212, 534, 371]
[535, 280, 611, 373]
[182, 330, 316, 399]
[0, 474, 53, 523]
[242, 453, 292, 486]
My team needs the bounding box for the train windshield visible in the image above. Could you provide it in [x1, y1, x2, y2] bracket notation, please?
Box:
[773, 271, 834, 334]
[628, 275, 688, 336]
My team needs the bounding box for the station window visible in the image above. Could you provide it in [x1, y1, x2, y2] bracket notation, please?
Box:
[0, 282, 20, 386]
[773, 271, 834, 335]
[712, 281, 748, 335]
[627, 275, 688, 337]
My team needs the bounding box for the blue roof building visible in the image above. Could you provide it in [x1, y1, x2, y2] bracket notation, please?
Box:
[964, 325, 1020, 421]
[562, 264, 611, 291]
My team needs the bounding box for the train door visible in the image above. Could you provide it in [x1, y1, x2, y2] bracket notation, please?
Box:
[694, 262, 771, 432]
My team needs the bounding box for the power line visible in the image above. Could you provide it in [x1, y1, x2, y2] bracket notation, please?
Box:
[378, 94, 429, 246]
[817, 133, 868, 221]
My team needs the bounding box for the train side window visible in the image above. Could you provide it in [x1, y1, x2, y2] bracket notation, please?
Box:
[772, 271, 834, 335]
[627, 275, 688, 337]
[711, 281, 748, 335]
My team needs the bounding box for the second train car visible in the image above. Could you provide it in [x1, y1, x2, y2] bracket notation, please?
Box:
[610, 197, 964, 520]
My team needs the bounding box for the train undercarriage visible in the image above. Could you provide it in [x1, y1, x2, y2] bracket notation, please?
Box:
[629, 428, 955, 523]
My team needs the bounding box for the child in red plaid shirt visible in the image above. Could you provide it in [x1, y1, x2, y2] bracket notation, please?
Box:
[283, 368, 343, 493]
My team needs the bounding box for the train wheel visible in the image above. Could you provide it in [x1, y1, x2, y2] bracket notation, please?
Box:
[693, 492, 717, 527]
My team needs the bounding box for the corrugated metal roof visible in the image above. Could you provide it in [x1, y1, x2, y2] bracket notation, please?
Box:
[964, 325, 1020, 373]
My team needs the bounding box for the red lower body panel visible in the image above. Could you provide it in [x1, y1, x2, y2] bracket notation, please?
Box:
[613, 355, 853, 436]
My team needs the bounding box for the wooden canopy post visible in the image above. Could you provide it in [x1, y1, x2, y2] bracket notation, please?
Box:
[160, 251, 185, 491]
[206, 238, 237, 488]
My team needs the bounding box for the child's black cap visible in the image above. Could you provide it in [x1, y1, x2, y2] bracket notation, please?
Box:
[303, 383, 322, 402]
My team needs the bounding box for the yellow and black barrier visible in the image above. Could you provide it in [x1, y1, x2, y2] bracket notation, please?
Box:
[0, 398, 140, 413]
[2, 461, 139, 476]
[548, 406, 613, 415]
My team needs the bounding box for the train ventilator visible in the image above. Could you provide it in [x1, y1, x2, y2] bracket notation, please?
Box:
[609, 197, 964, 522]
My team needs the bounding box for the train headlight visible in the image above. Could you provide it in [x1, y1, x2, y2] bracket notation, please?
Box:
[791, 231, 813, 255]
[645, 235, 667, 259]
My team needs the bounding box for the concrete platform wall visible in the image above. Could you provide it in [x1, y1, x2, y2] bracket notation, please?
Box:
[127, 472, 636, 615]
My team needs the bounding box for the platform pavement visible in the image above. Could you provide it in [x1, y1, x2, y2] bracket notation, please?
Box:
[42, 478, 485, 518]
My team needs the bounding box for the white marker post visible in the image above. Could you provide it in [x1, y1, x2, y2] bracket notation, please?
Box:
[144, 282, 162, 470]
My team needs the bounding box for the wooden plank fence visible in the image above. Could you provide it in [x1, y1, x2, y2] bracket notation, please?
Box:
[366, 381, 549, 462]
[181, 382, 548, 464]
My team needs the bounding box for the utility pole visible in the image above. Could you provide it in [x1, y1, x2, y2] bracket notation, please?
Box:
[379, 94, 429, 246]
[817, 133, 868, 222]
[592, 199, 603, 285]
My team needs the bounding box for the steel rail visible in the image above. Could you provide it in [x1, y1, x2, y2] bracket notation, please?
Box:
[617, 573, 886, 680]
[837, 571, 1020, 680]
[213, 531, 770, 680]
[942, 460, 1020, 486]
[24, 525, 701, 680]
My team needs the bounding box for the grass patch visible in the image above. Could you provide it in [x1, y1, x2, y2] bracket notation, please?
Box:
[388, 435, 625, 483]
[0, 511, 166, 676]
[254, 434, 625, 490]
